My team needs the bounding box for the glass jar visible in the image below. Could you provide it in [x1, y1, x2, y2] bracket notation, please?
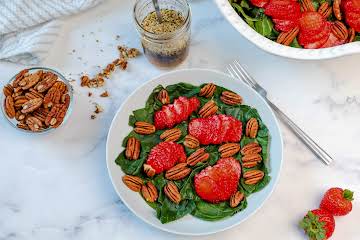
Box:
[133, 0, 191, 68]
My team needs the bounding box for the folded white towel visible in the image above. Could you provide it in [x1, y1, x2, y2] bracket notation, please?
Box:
[0, 0, 103, 65]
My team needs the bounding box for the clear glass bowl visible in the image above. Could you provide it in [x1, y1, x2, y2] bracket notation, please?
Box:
[1, 67, 74, 134]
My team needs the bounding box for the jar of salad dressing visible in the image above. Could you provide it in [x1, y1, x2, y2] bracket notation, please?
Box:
[134, 0, 191, 68]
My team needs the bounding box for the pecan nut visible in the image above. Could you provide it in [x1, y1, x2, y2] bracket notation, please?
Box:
[241, 142, 262, 155]
[12, 69, 29, 87]
[160, 128, 182, 142]
[243, 170, 265, 185]
[165, 163, 191, 180]
[158, 89, 170, 105]
[276, 27, 299, 46]
[198, 100, 218, 118]
[32, 108, 49, 123]
[17, 122, 29, 130]
[4, 96, 16, 118]
[15, 111, 26, 121]
[199, 83, 216, 98]
[19, 71, 42, 90]
[35, 72, 58, 92]
[26, 116, 43, 132]
[348, 28, 355, 43]
[230, 191, 245, 208]
[187, 148, 210, 166]
[122, 175, 143, 192]
[134, 121, 156, 135]
[246, 118, 259, 138]
[318, 2, 332, 19]
[333, 0, 342, 20]
[218, 143, 241, 158]
[21, 98, 43, 113]
[3, 84, 14, 97]
[183, 135, 200, 149]
[220, 91, 242, 105]
[44, 96, 70, 128]
[125, 137, 141, 160]
[300, 0, 315, 12]
[43, 81, 67, 108]
[331, 21, 348, 40]
[164, 181, 181, 204]
[143, 164, 156, 178]
[25, 89, 44, 100]
[141, 182, 158, 202]
[242, 153, 262, 162]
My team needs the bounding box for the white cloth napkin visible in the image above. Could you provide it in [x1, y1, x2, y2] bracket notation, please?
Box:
[0, 0, 103, 65]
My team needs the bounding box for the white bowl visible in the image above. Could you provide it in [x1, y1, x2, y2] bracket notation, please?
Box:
[106, 69, 283, 235]
[214, 0, 360, 60]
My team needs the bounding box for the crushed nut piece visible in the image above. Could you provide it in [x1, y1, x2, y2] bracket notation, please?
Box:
[91, 114, 96, 119]
[94, 103, 103, 114]
[88, 92, 93, 97]
[100, 91, 109, 97]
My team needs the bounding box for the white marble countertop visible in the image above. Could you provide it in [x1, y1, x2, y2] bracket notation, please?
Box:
[0, 0, 359, 239]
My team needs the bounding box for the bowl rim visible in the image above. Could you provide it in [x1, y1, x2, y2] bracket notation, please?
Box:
[214, 0, 360, 60]
[105, 68, 284, 235]
[1, 67, 74, 134]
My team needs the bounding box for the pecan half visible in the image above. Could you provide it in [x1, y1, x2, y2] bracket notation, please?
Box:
[243, 170, 265, 185]
[276, 27, 299, 46]
[17, 122, 29, 130]
[198, 100, 218, 118]
[14, 98, 28, 109]
[122, 175, 143, 192]
[183, 135, 200, 149]
[43, 81, 67, 108]
[141, 182, 158, 202]
[187, 148, 210, 166]
[333, 0, 342, 20]
[300, 0, 315, 11]
[35, 72, 58, 92]
[125, 137, 141, 160]
[220, 91, 242, 105]
[3, 84, 14, 97]
[14, 95, 28, 102]
[26, 116, 43, 132]
[318, 2, 332, 19]
[33, 108, 49, 123]
[44, 96, 70, 128]
[242, 153, 262, 162]
[219, 143, 241, 158]
[134, 121, 156, 135]
[143, 164, 156, 177]
[12, 69, 29, 87]
[165, 163, 191, 180]
[19, 71, 42, 90]
[160, 128, 182, 142]
[164, 182, 181, 204]
[348, 28, 356, 43]
[4, 96, 15, 118]
[246, 118, 259, 138]
[21, 98, 43, 113]
[199, 83, 216, 98]
[332, 21, 348, 40]
[15, 111, 26, 121]
[25, 89, 44, 100]
[230, 191, 244, 208]
[241, 142, 262, 155]
[158, 89, 170, 105]
[242, 160, 260, 168]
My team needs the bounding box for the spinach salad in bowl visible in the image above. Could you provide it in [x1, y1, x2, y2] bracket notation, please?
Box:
[115, 82, 271, 223]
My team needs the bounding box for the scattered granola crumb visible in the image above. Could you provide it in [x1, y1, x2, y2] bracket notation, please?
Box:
[94, 103, 103, 114]
[91, 114, 96, 119]
[88, 92, 93, 97]
[100, 91, 109, 97]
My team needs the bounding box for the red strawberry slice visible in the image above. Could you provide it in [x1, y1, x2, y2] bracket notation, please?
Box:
[299, 12, 325, 35]
[321, 32, 346, 48]
[342, 0, 360, 14]
[298, 22, 330, 45]
[250, 0, 269, 8]
[303, 35, 330, 49]
[188, 114, 242, 145]
[146, 142, 186, 174]
[273, 19, 299, 32]
[154, 96, 200, 129]
[265, 0, 301, 20]
[194, 157, 241, 203]
[344, 11, 360, 31]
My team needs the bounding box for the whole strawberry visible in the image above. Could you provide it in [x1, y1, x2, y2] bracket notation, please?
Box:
[300, 209, 335, 240]
[320, 188, 354, 216]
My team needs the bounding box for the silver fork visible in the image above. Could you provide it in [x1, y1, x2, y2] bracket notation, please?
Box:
[227, 60, 333, 165]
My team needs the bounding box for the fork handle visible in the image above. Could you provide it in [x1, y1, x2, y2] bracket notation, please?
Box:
[265, 98, 333, 165]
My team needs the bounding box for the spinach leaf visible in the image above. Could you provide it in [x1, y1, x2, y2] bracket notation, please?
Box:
[232, 3, 259, 22]
[290, 37, 302, 48]
[157, 198, 196, 224]
[255, 16, 274, 37]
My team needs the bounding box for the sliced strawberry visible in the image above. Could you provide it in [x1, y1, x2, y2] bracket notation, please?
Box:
[189, 97, 201, 115]
[345, 11, 360, 31]
[342, 0, 360, 14]
[162, 105, 176, 128]
[303, 35, 330, 49]
[265, 0, 301, 20]
[321, 32, 346, 48]
[154, 110, 168, 129]
[298, 22, 331, 46]
[178, 96, 189, 118]
[299, 12, 325, 35]
[173, 98, 185, 120]
[146, 142, 186, 173]
[250, 0, 269, 8]
[273, 18, 299, 32]
[188, 114, 242, 145]
[194, 157, 241, 203]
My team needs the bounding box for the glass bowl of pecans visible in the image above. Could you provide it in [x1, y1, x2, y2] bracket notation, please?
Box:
[1, 67, 73, 133]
